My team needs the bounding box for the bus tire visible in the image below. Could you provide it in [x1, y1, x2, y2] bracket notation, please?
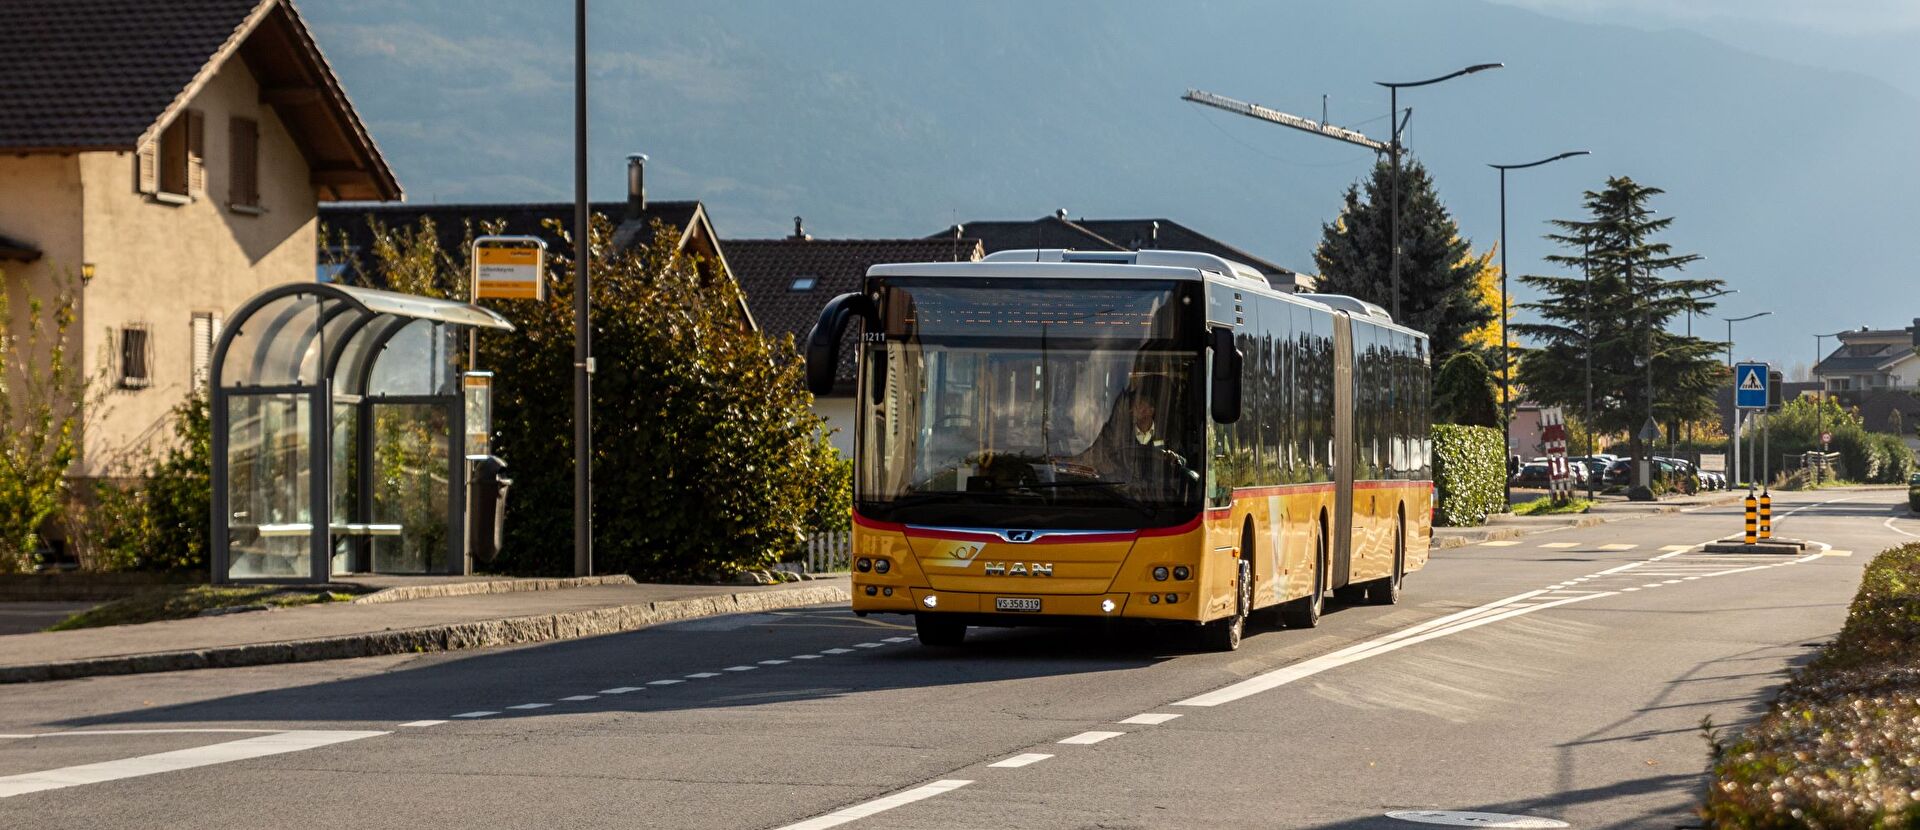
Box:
[914, 614, 966, 647]
[1279, 525, 1324, 629]
[1366, 515, 1406, 606]
[1201, 558, 1251, 652]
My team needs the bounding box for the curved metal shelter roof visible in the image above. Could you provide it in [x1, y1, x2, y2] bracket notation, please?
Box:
[212, 282, 512, 393]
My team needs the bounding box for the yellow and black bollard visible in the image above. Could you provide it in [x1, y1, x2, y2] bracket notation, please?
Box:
[1743, 490, 1758, 545]
[1759, 490, 1773, 540]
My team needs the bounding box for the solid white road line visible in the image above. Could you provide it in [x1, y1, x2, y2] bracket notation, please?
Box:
[1059, 731, 1125, 745]
[1174, 591, 1613, 708]
[1885, 517, 1920, 538]
[0, 730, 386, 799]
[1118, 713, 1182, 725]
[451, 711, 498, 718]
[771, 779, 972, 830]
[989, 753, 1053, 768]
[399, 720, 447, 728]
[600, 687, 643, 694]
[0, 729, 284, 738]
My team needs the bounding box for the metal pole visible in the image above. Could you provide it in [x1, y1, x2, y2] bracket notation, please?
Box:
[1498, 166, 1509, 509]
[1728, 318, 1738, 487]
[572, 0, 593, 577]
[1388, 86, 1400, 321]
[1583, 242, 1594, 500]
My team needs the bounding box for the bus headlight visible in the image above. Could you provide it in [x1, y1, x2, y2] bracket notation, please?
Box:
[1152, 566, 1169, 581]
[1173, 566, 1190, 581]
[875, 558, 891, 574]
[856, 558, 872, 573]
[922, 594, 937, 609]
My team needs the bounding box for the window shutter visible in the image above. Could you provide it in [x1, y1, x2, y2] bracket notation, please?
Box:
[137, 141, 158, 194]
[186, 110, 206, 197]
[192, 313, 214, 391]
[229, 118, 259, 207]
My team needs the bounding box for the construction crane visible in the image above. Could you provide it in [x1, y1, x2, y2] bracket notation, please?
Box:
[1180, 89, 1386, 152]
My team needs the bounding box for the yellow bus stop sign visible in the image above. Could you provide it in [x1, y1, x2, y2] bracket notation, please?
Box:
[474, 239, 546, 301]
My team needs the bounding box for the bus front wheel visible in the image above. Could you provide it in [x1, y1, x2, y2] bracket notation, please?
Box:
[1201, 558, 1251, 652]
[914, 614, 966, 647]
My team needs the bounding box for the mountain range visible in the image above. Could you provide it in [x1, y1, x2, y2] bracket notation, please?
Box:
[305, 0, 1920, 371]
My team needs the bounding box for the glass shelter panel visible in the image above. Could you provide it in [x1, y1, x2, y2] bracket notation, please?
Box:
[225, 393, 313, 580]
[220, 296, 324, 387]
[370, 403, 452, 573]
[367, 320, 458, 396]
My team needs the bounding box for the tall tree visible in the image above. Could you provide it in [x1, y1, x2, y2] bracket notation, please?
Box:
[1513, 176, 1727, 490]
[1314, 157, 1494, 369]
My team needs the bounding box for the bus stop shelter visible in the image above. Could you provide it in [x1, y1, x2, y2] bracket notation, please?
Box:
[210, 283, 512, 584]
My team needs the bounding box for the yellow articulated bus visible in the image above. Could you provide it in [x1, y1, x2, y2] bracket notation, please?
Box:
[805, 249, 1432, 651]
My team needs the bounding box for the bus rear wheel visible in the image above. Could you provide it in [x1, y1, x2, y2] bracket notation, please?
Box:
[914, 614, 966, 647]
[1365, 518, 1406, 606]
[1201, 558, 1251, 652]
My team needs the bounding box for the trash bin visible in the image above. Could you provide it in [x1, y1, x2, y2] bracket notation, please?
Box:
[472, 456, 511, 564]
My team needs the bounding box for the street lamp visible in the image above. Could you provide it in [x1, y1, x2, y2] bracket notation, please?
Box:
[1490, 150, 1588, 509]
[1680, 288, 1735, 454]
[572, 0, 592, 576]
[1377, 63, 1502, 320]
[1723, 310, 1772, 487]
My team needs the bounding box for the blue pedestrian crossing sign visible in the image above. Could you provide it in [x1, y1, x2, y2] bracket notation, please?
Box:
[1735, 362, 1770, 409]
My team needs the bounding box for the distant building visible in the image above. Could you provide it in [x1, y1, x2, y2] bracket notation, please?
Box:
[1813, 321, 1920, 392]
[319, 155, 752, 325]
[930, 212, 1315, 293]
[730, 218, 983, 453]
[0, 0, 400, 464]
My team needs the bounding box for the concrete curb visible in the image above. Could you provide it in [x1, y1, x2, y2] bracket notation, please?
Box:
[0, 583, 850, 685]
[1433, 492, 1747, 551]
[348, 575, 639, 605]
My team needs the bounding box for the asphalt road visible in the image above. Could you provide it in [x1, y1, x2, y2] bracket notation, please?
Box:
[3, 489, 1914, 830]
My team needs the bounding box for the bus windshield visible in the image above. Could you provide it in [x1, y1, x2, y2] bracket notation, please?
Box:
[857, 279, 1202, 529]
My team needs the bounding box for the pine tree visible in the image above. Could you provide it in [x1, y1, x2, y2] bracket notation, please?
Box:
[1513, 176, 1728, 490]
[1314, 157, 1494, 370]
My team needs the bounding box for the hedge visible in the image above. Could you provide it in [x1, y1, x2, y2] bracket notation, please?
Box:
[1432, 424, 1505, 527]
[1702, 543, 1920, 828]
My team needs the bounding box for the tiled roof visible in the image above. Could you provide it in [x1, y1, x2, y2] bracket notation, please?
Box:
[0, 0, 265, 150]
[930, 216, 1125, 255]
[729, 237, 982, 387]
[931, 216, 1307, 288]
[319, 201, 702, 288]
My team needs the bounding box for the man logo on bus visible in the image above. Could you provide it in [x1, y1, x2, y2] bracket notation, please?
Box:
[983, 562, 1053, 576]
[1006, 530, 1035, 543]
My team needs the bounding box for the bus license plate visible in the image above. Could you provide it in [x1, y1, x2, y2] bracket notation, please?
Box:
[995, 597, 1042, 612]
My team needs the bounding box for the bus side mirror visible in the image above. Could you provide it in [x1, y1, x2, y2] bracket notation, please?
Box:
[1209, 327, 1242, 424]
[806, 293, 878, 396]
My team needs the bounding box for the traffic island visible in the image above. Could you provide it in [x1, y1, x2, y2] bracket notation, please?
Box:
[1702, 537, 1808, 555]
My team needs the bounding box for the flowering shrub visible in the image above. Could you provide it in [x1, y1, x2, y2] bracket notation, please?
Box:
[1702, 543, 1920, 828]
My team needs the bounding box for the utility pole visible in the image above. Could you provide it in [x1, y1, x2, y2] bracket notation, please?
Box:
[572, 0, 593, 576]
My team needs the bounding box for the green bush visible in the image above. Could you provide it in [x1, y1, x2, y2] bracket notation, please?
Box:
[1702, 543, 1920, 827]
[1872, 433, 1914, 484]
[64, 394, 213, 573]
[1432, 351, 1500, 428]
[1432, 424, 1504, 527]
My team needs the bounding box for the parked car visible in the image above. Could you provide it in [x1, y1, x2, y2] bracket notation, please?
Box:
[1511, 462, 1551, 487]
[1569, 456, 1610, 486]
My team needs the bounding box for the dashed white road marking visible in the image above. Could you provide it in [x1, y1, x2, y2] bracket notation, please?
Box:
[399, 720, 447, 728]
[506, 703, 550, 710]
[648, 679, 685, 685]
[1118, 713, 1182, 725]
[882, 637, 915, 643]
[1824, 549, 1853, 557]
[0, 730, 387, 799]
[1660, 545, 1694, 551]
[1059, 730, 1125, 745]
[1479, 540, 1520, 547]
[771, 779, 972, 830]
[451, 711, 498, 719]
[1598, 543, 1639, 551]
[600, 687, 643, 694]
[1538, 542, 1579, 549]
[686, 672, 721, 679]
[852, 642, 884, 648]
[759, 659, 791, 665]
[723, 665, 758, 672]
[988, 753, 1053, 768]
[821, 648, 854, 655]
[792, 654, 823, 660]
[559, 695, 598, 702]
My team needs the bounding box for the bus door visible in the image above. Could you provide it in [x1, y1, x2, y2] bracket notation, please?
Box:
[1331, 312, 1355, 588]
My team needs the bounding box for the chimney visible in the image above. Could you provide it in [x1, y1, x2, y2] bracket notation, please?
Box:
[1149, 220, 1160, 249]
[625, 153, 648, 220]
[790, 216, 811, 241]
[1055, 208, 1069, 220]
[1912, 318, 1919, 348]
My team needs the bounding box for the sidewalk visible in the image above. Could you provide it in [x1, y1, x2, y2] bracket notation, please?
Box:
[0, 577, 849, 684]
[1434, 489, 1747, 549]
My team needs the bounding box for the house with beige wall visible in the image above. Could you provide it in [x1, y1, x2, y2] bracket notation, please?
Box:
[0, 0, 399, 469]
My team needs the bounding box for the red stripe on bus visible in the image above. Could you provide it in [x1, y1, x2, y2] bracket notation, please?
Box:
[851, 513, 1202, 543]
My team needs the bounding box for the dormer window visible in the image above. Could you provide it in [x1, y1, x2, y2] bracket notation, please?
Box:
[789, 275, 817, 292]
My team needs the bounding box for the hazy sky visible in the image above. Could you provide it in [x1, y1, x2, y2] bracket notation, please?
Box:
[1490, 0, 1920, 34]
